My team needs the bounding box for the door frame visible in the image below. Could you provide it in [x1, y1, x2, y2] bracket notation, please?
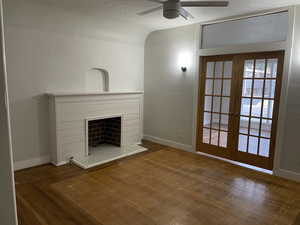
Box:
[196, 51, 285, 170]
[0, 0, 19, 224]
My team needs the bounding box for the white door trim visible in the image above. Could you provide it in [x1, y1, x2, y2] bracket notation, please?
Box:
[0, 0, 18, 223]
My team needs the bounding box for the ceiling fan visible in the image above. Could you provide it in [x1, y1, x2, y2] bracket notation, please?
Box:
[138, 0, 229, 20]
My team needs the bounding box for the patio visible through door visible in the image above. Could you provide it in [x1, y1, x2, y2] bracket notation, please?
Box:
[197, 51, 284, 170]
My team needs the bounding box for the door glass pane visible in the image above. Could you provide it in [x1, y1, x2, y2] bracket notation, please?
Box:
[249, 136, 259, 155]
[206, 62, 214, 77]
[261, 119, 272, 138]
[250, 118, 260, 136]
[240, 116, 249, 134]
[203, 112, 211, 127]
[264, 80, 276, 98]
[262, 100, 274, 118]
[255, 59, 266, 78]
[224, 61, 232, 78]
[211, 130, 219, 145]
[238, 135, 248, 152]
[253, 79, 264, 97]
[221, 97, 230, 114]
[220, 131, 228, 148]
[222, 80, 231, 96]
[266, 59, 278, 78]
[205, 79, 213, 95]
[204, 96, 212, 111]
[259, 138, 270, 157]
[241, 98, 251, 116]
[203, 128, 210, 144]
[213, 80, 222, 95]
[242, 80, 252, 97]
[244, 60, 254, 78]
[211, 113, 220, 129]
[251, 99, 262, 117]
[213, 97, 221, 112]
[215, 61, 223, 78]
[220, 115, 229, 131]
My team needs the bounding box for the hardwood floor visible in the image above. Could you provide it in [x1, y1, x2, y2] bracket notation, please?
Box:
[15, 141, 300, 225]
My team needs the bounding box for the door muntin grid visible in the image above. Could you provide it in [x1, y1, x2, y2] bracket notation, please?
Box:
[202, 60, 232, 148]
[238, 58, 278, 158]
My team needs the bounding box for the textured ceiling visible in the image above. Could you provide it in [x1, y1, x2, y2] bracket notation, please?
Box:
[5, 0, 299, 42]
[28, 0, 298, 31]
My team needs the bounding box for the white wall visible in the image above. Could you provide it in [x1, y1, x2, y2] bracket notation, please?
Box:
[144, 24, 198, 148]
[279, 5, 300, 173]
[0, 0, 18, 224]
[4, 0, 146, 165]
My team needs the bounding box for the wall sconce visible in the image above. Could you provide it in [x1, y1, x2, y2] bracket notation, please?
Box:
[178, 52, 191, 73]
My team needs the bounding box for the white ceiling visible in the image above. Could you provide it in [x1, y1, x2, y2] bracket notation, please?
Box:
[6, 0, 299, 43]
[29, 0, 299, 32]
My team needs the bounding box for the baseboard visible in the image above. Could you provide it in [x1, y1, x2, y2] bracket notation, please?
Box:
[196, 151, 273, 174]
[143, 134, 194, 152]
[273, 168, 300, 183]
[52, 161, 69, 167]
[14, 155, 51, 171]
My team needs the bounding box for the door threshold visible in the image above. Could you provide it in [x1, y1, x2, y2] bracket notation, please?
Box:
[196, 151, 273, 175]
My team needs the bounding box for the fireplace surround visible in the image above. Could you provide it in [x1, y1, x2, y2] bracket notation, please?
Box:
[48, 91, 146, 169]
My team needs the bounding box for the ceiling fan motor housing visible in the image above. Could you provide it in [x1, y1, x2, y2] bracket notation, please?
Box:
[163, 1, 181, 19]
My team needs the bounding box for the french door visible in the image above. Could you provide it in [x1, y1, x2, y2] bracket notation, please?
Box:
[197, 51, 284, 170]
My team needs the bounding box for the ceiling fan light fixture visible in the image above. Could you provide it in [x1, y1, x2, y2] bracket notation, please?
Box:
[163, 9, 180, 19]
[138, 0, 229, 20]
[163, 1, 181, 19]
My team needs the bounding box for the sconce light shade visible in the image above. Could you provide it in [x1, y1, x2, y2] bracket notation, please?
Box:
[178, 52, 191, 73]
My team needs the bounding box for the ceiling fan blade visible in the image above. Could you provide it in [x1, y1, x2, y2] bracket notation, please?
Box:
[181, 1, 229, 7]
[179, 8, 194, 20]
[146, 0, 165, 3]
[137, 6, 163, 15]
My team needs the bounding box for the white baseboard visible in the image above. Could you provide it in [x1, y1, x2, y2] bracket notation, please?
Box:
[196, 151, 273, 174]
[143, 134, 194, 152]
[273, 168, 300, 183]
[14, 155, 51, 171]
[143, 135, 300, 180]
[13, 142, 300, 183]
[52, 161, 68, 167]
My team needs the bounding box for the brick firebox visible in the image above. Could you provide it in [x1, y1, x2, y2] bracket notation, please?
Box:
[88, 117, 121, 147]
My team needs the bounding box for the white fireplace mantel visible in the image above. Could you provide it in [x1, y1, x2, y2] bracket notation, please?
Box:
[48, 91, 145, 168]
[47, 91, 144, 97]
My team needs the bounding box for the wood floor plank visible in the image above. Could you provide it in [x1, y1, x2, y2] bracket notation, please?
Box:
[15, 140, 300, 225]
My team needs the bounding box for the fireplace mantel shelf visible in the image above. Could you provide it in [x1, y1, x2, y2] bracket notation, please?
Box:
[47, 91, 144, 97]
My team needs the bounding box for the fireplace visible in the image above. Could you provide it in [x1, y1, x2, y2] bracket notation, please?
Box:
[86, 116, 122, 155]
[48, 91, 146, 169]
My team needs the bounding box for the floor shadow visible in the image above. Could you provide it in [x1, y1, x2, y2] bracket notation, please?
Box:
[293, 212, 300, 225]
